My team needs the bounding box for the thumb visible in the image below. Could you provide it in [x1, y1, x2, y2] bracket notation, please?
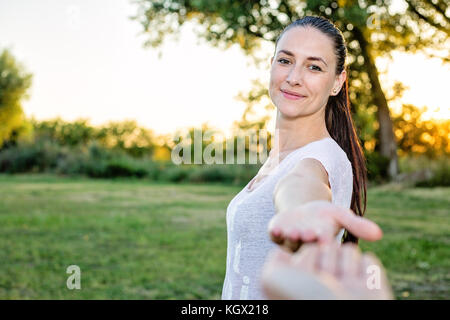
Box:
[331, 207, 383, 241]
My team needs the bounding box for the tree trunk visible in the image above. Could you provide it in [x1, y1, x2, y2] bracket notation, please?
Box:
[353, 27, 399, 178]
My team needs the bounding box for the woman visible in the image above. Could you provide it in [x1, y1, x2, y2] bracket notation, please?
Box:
[221, 16, 383, 300]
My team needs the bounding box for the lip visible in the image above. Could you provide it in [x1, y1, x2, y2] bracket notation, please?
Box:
[281, 89, 306, 100]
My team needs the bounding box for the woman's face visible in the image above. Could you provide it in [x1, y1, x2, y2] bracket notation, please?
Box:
[269, 26, 346, 119]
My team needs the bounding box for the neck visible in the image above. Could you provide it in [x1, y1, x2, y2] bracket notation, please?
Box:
[270, 109, 331, 155]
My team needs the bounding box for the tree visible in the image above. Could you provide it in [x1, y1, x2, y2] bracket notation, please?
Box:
[392, 104, 450, 158]
[32, 117, 96, 147]
[96, 120, 157, 158]
[0, 49, 33, 148]
[131, 0, 449, 178]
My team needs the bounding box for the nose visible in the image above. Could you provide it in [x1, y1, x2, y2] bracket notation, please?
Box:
[286, 65, 304, 86]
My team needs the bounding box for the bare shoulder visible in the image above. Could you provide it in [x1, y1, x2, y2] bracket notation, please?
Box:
[288, 158, 330, 188]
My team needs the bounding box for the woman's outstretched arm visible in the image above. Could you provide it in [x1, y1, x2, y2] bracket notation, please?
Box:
[269, 158, 382, 251]
[272, 157, 332, 214]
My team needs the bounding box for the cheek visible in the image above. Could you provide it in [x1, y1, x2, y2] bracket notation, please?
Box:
[305, 75, 332, 95]
[269, 73, 281, 96]
[270, 66, 286, 82]
[269, 72, 277, 87]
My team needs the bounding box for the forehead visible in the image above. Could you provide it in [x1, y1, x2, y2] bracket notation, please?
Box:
[276, 27, 335, 63]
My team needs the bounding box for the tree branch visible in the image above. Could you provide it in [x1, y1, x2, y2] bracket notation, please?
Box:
[405, 0, 450, 36]
[426, 0, 449, 22]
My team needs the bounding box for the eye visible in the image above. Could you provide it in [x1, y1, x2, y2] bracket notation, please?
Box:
[309, 65, 322, 71]
[277, 58, 290, 64]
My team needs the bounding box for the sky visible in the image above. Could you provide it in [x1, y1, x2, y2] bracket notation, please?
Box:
[0, 0, 448, 139]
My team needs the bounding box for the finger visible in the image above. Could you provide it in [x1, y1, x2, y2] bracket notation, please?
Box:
[331, 208, 383, 242]
[284, 229, 304, 252]
[270, 227, 306, 251]
[261, 265, 339, 300]
[266, 247, 293, 266]
[269, 227, 285, 245]
[336, 243, 362, 279]
[267, 215, 282, 236]
[317, 231, 334, 245]
[314, 223, 338, 244]
[268, 216, 292, 243]
[298, 229, 317, 242]
[271, 226, 319, 249]
[263, 248, 293, 283]
[284, 237, 302, 252]
[275, 247, 294, 263]
[291, 243, 321, 272]
[318, 242, 340, 276]
[288, 229, 301, 242]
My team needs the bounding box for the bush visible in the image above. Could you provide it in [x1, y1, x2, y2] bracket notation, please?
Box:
[0, 140, 67, 173]
[415, 157, 450, 187]
[55, 150, 89, 176]
[87, 141, 115, 161]
[144, 160, 167, 180]
[103, 159, 148, 178]
[0, 133, 266, 185]
[365, 151, 390, 182]
[82, 159, 108, 178]
[187, 165, 235, 183]
[0, 138, 156, 179]
[158, 165, 192, 182]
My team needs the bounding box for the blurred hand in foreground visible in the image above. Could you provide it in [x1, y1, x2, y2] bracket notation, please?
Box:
[261, 242, 394, 300]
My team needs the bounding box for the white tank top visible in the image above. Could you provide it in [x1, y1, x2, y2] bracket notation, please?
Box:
[221, 137, 353, 300]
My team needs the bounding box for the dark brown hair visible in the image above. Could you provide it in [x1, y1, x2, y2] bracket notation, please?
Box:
[274, 16, 368, 244]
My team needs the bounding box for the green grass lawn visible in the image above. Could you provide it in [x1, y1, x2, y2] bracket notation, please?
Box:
[0, 174, 448, 299]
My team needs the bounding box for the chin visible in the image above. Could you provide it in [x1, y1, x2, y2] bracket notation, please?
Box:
[276, 105, 301, 118]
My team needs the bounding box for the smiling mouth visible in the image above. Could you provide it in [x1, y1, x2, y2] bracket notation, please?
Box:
[281, 90, 306, 100]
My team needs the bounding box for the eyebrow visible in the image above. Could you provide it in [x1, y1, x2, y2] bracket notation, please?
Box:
[277, 49, 328, 67]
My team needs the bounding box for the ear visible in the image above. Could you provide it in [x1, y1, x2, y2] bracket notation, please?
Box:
[332, 69, 347, 96]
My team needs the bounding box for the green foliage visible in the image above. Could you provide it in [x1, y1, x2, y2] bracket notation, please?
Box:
[96, 120, 157, 158]
[0, 49, 33, 147]
[32, 118, 96, 147]
[29, 118, 157, 159]
[56, 149, 153, 179]
[395, 154, 449, 188]
[54, 149, 90, 176]
[103, 159, 148, 178]
[158, 165, 192, 182]
[0, 137, 150, 179]
[0, 139, 68, 173]
[365, 151, 390, 182]
[415, 157, 450, 188]
[187, 165, 237, 183]
[393, 104, 450, 159]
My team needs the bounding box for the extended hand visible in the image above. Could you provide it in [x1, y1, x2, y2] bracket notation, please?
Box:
[261, 242, 394, 300]
[268, 200, 383, 252]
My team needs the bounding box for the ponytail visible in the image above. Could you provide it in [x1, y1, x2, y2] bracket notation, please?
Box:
[325, 73, 368, 244]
